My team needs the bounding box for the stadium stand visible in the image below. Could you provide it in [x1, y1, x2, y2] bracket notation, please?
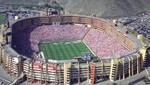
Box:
[12, 23, 129, 58]
[83, 28, 128, 57]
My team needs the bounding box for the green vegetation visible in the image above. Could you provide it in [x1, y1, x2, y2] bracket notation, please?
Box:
[51, 1, 63, 11]
[39, 41, 90, 60]
[7, 1, 64, 11]
[7, 4, 37, 9]
[0, 13, 5, 24]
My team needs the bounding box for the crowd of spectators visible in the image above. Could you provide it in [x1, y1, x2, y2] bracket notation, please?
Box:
[12, 25, 89, 58]
[83, 29, 128, 57]
[118, 12, 150, 39]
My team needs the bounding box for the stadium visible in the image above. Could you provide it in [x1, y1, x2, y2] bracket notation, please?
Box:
[0, 15, 147, 85]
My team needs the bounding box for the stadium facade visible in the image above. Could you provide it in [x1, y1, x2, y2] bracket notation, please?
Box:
[0, 15, 147, 85]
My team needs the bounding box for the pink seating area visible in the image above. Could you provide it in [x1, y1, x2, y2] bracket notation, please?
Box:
[30, 25, 89, 42]
[83, 29, 128, 57]
[12, 25, 89, 57]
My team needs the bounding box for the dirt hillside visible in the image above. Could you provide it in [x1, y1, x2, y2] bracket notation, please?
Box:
[0, 0, 149, 17]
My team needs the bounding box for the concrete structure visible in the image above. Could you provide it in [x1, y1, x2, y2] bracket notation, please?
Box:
[0, 15, 147, 85]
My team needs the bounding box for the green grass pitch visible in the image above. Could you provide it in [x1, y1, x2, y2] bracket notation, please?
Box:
[39, 41, 91, 60]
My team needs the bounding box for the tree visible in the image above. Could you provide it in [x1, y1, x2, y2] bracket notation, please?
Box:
[51, 0, 64, 12]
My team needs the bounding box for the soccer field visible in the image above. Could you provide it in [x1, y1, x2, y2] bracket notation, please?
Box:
[39, 41, 91, 60]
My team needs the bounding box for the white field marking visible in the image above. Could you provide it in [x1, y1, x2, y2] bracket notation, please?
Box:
[73, 41, 79, 43]
[53, 43, 58, 45]
[65, 42, 71, 44]
[72, 40, 81, 43]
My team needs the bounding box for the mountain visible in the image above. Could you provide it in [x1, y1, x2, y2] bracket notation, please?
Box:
[0, 0, 150, 17]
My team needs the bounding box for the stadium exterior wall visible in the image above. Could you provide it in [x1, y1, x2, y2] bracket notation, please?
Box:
[0, 15, 146, 85]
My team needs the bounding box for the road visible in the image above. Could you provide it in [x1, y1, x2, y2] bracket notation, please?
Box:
[0, 65, 15, 85]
